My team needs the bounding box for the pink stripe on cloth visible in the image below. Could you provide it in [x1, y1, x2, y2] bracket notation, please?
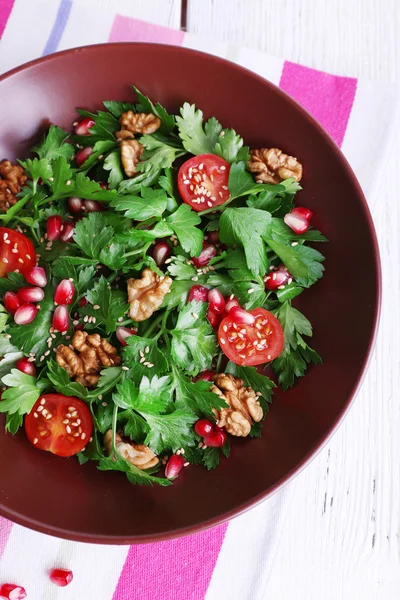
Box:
[109, 15, 185, 46]
[0, 0, 15, 38]
[112, 523, 228, 600]
[0, 517, 13, 558]
[279, 61, 357, 146]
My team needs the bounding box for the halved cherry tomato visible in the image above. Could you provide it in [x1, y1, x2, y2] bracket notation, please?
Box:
[218, 307, 284, 366]
[25, 394, 92, 457]
[0, 227, 36, 277]
[178, 154, 230, 212]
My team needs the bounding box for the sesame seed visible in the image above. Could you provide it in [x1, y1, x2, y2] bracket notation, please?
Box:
[33, 412, 38, 418]
[147, 363, 155, 368]
[145, 346, 149, 353]
[26, 254, 31, 260]
[198, 441, 203, 448]
[121, 366, 129, 371]
[256, 392, 262, 397]
[139, 350, 144, 357]
[220, 166, 226, 171]
[288, 278, 293, 284]
[93, 305, 100, 310]
[66, 413, 71, 418]
[184, 462, 190, 467]
[81, 432, 86, 440]
[223, 325, 228, 332]
[73, 432, 79, 437]
[191, 276, 199, 281]
[118, 317, 123, 322]
[46, 413, 52, 420]
[239, 354, 246, 359]
[247, 288, 254, 294]
[220, 338, 226, 344]
[66, 425, 72, 434]
[277, 285, 286, 290]
[11, 249, 18, 253]
[2, 258, 8, 263]
[71, 422, 79, 427]
[4, 239, 10, 244]
[267, 355, 271, 360]
[291, 242, 298, 247]
[40, 355, 45, 361]
[198, 163, 204, 170]
[183, 179, 190, 185]
[33, 438, 38, 445]
[37, 406, 43, 412]
[63, 419, 69, 424]
[192, 312, 199, 319]
[210, 174, 214, 182]
[2, 233, 7, 240]
[40, 399, 45, 405]
[101, 402, 108, 407]
[83, 316, 88, 322]
[222, 185, 228, 190]
[165, 258, 172, 264]
[66, 180, 71, 185]
[219, 191, 223, 198]
[207, 201, 213, 207]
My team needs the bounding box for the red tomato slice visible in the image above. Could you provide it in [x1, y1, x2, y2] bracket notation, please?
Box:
[218, 307, 284, 366]
[178, 154, 230, 212]
[25, 394, 93, 457]
[0, 227, 36, 277]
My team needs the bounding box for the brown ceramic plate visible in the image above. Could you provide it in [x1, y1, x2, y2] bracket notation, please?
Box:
[0, 43, 380, 544]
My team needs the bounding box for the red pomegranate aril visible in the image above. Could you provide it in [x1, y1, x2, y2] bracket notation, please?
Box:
[25, 266, 47, 287]
[60, 221, 75, 242]
[229, 306, 256, 325]
[68, 196, 83, 213]
[292, 206, 313, 221]
[116, 326, 137, 346]
[78, 297, 87, 307]
[152, 241, 170, 266]
[17, 286, 44, 303]
[99, 181, 109, 189]
[165, 454, 186, 479]
[74, 117, 95, 136]
[46, 215, 63, 241]
[193, 370, 215, 382]
[74, 323, 84, 331]
[76, 146, 93, 167]
[265, 266, 291, 291]
[192, 242, 217, 267]
[16, 357, 37, 377]
[54, 279, 75, 305]
[49, 568, 73, 587]
[84, 199, 104, 212]
[207, 230, 220, 244]
[204, 430, 226, 448]
[52, 305, 69, 332]
[14, 304, 38, 325]
[284, 206, 312, 235]
[206, 307, 219, 329]
[224, 296, 240, 313]
[0, 583, 27, 600]
[188, 285, 209, 303]
[3, 291, 21, 314]
[194, 419, 213, 437]
[208, 289, 226, 314]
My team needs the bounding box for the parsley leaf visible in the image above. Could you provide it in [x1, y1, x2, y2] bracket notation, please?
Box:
[264, 238, 325, 288]
[176, 103, 222, 155]
[74, 213, 114, 258]
[202, 447, 221, 470]
[98, 452, 170, 486]
[269, 218, 328, 243]
[5, 412, 23, 435]
[214, 128, 248, 163]
[47, 360, 88, 400]
[166, 204, 203, 256]
[137, 134, 186, 173]
[225, 362, 275, 402]
[103, 150, 124, 189]
[75, 108, 119, 142]
[133, 86, 175, 134]
[228, 161, 284, 199]
[78, 139, 117, 171]
[0, 351, 23, 379]
[0, 369, 49, 416]
[79, 277, 128, 334]
[166, 256, 197, 280]
[32, 125, 74, 161]
[170, 300, 216, 375]
[19, 158, 52, 190]
[160, 279, 194, 310]
[110, 186, 168, 220]
[113, 376, 171, 414]
[220, 207, 271, 278]
[103, 99, 136, 118]
[0, 272, 26, 294]
[123, 334, 169, 382]
[52, 259, 97, 297]
[118, 168, 161, 195]
[172, 365, 226, 418]
[142, 409, 197, 454]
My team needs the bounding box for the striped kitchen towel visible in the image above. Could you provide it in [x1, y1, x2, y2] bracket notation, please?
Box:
[0, 1, 398, 599]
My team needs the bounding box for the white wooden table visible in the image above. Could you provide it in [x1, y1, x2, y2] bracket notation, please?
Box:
[136, 1, 400, 598]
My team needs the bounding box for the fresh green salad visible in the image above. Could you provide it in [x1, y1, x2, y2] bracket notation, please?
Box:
[0, 87, 327, 485]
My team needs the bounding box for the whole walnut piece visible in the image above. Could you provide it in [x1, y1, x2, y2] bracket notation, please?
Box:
[0, 159, 27, 213]
[120, 138, 144, 177]
[104, 430, 159, 470]
[56, 330, 121, 387]
[120, 111, 161, 135]
[211, 373, 263, 437]
[248, 148, 303, 184]
[128, 268, 172, 322]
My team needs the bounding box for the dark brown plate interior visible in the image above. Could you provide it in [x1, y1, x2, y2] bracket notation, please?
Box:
[0, 43, 381, 543]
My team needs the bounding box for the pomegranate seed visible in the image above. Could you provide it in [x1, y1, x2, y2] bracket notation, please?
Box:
[78, 297, 87, 307]
[116, 326, 137, 346]
[165, 454, 186, 479]
[152, 241, 170, 266]
[68, 196, 83, 213]
[224, 296, 240, 313]
[46, 215, 62, 241]
[284, 206, 312, 235]
[16, 357, 37, 377]
[54, 279, 75, 305]
[52, 305, 69, 332]
[292, 206, 313, 221]
[17, 286, 44, 303]
[204, 430, 226, 448]
[192, 242, 217, 267]
[207, 230, 220, 244]
[229, 306, 256, 325]
[25, 266, 47, 287]
[76, 146, 93, 167]
[74, 323, 84, 331]
[265, 265, 291, 290]
[60, 221, 75, 242]
[49, 568, 73, 587]
[208, 289, 225, 314]
[188, 285, 209, 303]
[83, 199, 104, 212]
[14, 304, 38, 325]
[74, 117, 95, 136]
[0, 583, 27, 600]
[193, 370, 215, 382]
[99, 181, 109, 189]
[195, 419, 213, 437]
[3, 291, 21, 314]
[206, 307, 219, 329]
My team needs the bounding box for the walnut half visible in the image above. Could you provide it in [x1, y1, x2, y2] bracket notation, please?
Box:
[56, 331, 121, 387]
[120, 111, 161, 135]
[128, 268, 172, 322]
[0, 159, 27, 213]
[211, 373, 263, 437]
[120, 138, 144, 177]
[104, 430, 159, 470]
[248, 148, 303, 184]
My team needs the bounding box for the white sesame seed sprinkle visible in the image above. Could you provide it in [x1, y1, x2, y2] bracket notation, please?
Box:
[66, 425, 71, 434]
[33, 438, 38, 445]
[122, 366, 129, 371]
[220, 338, 226, 344]
[33, 412, 38, 418]
[2, 258, 8, 264]
[291, 241, 299, 246]
[247, 288, 255, 294]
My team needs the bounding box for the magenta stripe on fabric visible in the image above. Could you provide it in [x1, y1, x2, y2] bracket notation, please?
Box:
[279, 61, 357, 146]
[0, 517, 13, 558]
[0, 0, 15, 38]
[112, 523, 228, 600]
[109, 15, 185, 45]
